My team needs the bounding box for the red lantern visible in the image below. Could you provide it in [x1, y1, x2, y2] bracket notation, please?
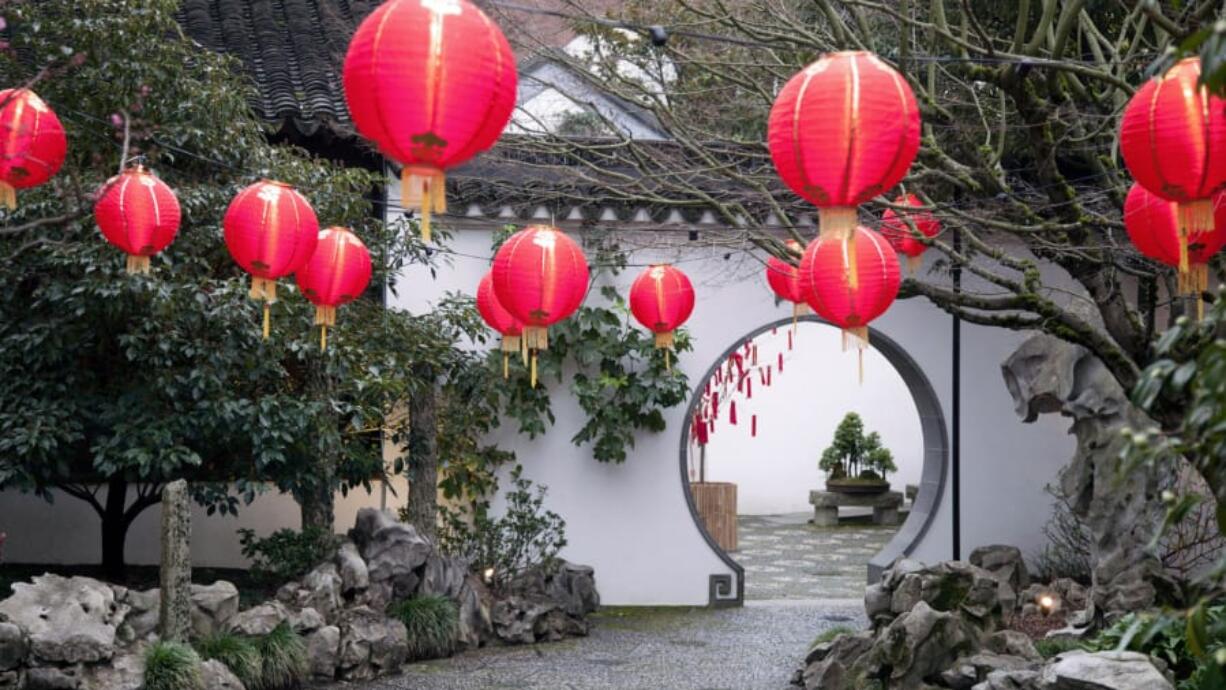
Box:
[476, 271, 524, 378]
[799, 225, 900, 377]
[94, 166, 181, 274]
[0, 89, 67, 209]
[1124, 184, 1226, 297]
[343, 0, 517, 243]
[768, 51, 920, 272]
[880, 194, 940, 273]
[1120, 57, 1226, 277]
[295, 227, 372, 350]
[765, 239, 810, 321]
[223, 180, 320, 338]
[491, 225, 589, 386]
[630, 264, 695, 369]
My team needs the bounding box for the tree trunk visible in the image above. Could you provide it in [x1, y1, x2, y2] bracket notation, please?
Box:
[406, 366, 439, 541]
[101, 476, 129, 581]
[298, 463, 336, 534]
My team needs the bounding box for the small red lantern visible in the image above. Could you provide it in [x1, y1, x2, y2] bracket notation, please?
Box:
[800, 226, 900, 377]
[0, 89, 67, 209]
[223, 180, 320, 338]
[295, 227, 372, 350]
[1124, 184, 1226, 298]
[1120, 57, 1226, 273]
[476, 271, 524, 378]
[880, 194, 940, 273]
[94, 166, 181, 274]
[766, 239, 810, 322]
[491, 225, 589, 386]
[343, 0, 517, 243]
[768, 50, 920, 290]
[629, 264, 695, 370]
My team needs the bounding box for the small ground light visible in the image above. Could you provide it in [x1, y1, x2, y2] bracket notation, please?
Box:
[1038, 594, 1058, 616]
[483, 567, 495, 583]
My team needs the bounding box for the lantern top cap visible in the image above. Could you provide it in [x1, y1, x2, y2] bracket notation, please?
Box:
[257, 178, 294, 189]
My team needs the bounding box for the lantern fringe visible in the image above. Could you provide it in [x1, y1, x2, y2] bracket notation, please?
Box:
[501, 335, 521, 353]
[524, 326, 549, 350]
[126, 255, 151, 275]
[401, 166, 447, 244]
[906, 255, 923, 275]
[1178, 200, 1215, 275]
[654, 331, 674, 349]
[792, 302, 809, 329]
[314, 305, 337, 327]
[819, 207, 859, 290]
[0, 182, 14, 210]
[843, 327, 870, 384]
[249, 277, 277, 340]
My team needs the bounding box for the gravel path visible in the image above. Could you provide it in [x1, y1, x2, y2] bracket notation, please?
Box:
[333, 599, 865, 690]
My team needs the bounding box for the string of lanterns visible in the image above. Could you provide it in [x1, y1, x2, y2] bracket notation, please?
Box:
[3, 1, 1226, 386]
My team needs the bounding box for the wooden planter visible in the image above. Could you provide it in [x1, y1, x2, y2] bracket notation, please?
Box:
[690, 482, 737, 552]
[825, 478, 891, 495]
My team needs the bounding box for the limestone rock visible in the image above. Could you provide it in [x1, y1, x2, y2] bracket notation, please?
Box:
[1040, 650, 1172, 690]
[350, 509, 431, 601]
[190, 582, 239, 638]
[78, 647, 145, 690]
[545, 562, 600, 618]
[856, 601, 979, 687]
[888, 561, 1002, 628]
[335, 542, 368, 596]
[305, 625, 340, 679]
[0, 623, 27, 671]
[986, 630, 1040, 660]
[864, 583, 891, 626]
[299, 564, 344, 622]
[0, 575, 125, 664]
[23, 666, 79, 689]
[287, 607, 324, 634]
[802, 630, 872, 690]
[115, 589, 159, 644]
[417, 554, 467, 600]
[455, 575, 493, 649]
[490, 596, 557, 645]
[939, 652, 1035, 689]
[225, 602, 289, 637]
[200, 659, 245, 690]
[337, 606, 407, 681]
[971, 668, 1042, 690]
[0, 670, 20, 688]
[970, 545, 1028, 613]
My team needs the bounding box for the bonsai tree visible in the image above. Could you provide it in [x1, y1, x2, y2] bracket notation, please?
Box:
[819, 413, 896, 484]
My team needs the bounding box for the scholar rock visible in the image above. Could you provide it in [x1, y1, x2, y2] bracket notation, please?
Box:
[0, 575, 124, 664]
[0, 623, 27, 671]
[335, 542, 368, 596]
[225, 602, 289, 637]
[287, 606, 324, 634]
[200, 659, 245, 690]
[190, 581, 239, 638]
[417, 554, 467, 600]
[350, 509, 430, 601]
[305, 625, 340, 679]
[455, 575, 492, 649]
[337, 606, 408, 681]
[858, 601, 979, 687]
[801, 630, 872, 690]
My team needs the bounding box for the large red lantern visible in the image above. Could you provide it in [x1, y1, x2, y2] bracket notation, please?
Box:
[1120, 57, 1226, 274]
[880, 194, 940, 273]
[768, 51, 920, 289]
[1124, 184, 1226, 299]
[295, 227, 372, 350]
[94, 166, 181, 274]
[223, 180, 320, 338]
[0, 89, 67, 209]
[765, 239, 810, 322]
[343, 0, 517, 244]
[799, 225, 900, 377]
[476, 271, 524, 378]
[630, 264, 695, 369]
[491, 225, 589, 386]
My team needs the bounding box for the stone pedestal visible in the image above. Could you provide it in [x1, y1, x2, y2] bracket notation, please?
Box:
[159, 480, 192, 642]
[809, 490, 904, 527]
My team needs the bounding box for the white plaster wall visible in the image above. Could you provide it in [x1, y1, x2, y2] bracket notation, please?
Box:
[697, 320, 924, 515]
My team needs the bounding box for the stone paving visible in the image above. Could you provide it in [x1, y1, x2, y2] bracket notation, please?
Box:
[333, 600, 866, 690]
[332, 513, 888, 689]
[735, 513, 898, 600]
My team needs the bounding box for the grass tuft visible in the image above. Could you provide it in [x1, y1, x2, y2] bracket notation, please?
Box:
[810, 625, 857, 649]
[144, 640, 204, 690]
[195, 631, 263, 688]
[389, 595, 459, 661]
[1034, 636, 1087, 658]
[255, 622, 309, 690]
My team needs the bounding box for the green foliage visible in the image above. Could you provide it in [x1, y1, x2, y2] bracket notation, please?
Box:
[819, 414, 897, 480]
[254, 623, 308, 690]
[237, 526, 337, 585]
[1033, 637, 1086, 659]
[436, 465, 567, 590]
[1085, 605, 1226, 685]
[388, 596, 459, 661]
[809, 625, 856, 649]
[194, 632, 262, 689]
[144, 641, 203, 690]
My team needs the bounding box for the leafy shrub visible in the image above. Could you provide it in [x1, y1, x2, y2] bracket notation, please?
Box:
[1033, 637, 1086, 658]
[255, 623, 308, 690]
[237, 526, 337, 584]
[144, 641, 203, 690]
[195, 632, 262, 688]
[1086, 605, 1226, 685]
[389, 596, 459, 660]
[436, 466, 567, 590]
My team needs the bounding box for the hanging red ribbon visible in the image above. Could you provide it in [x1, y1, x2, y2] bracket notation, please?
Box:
[778, 353, 784, 372]
[747, 377, 753, 399]
[751, 415, 757, 437]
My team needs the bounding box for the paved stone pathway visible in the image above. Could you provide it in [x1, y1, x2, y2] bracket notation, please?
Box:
[735, 513, 897, 600]
[334, 600, 865, 690]
[332, 513, 888, 689]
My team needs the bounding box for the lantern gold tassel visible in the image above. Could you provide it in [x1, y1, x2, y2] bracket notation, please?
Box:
[250, 277, 277, 340]
[503, 352, 509, 379]
[530, 351, 538, 388]
[501, 336, 520, 380]
[819, 207, 859, 289]
[263, 303, 271, 340]
[0, 182, 14, 210]
[655, 332, 675, 372]
[126, 255, 151, 275]
[401, 166, 447, 244]
[843, 326, 870, 384]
